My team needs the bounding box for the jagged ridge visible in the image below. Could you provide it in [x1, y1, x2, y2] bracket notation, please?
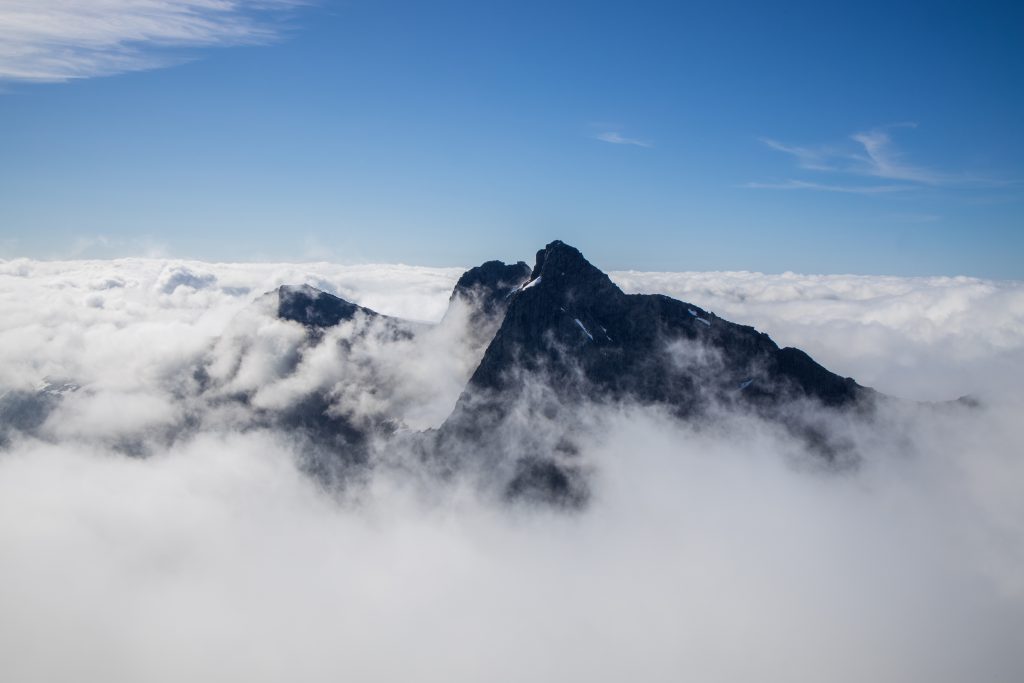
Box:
[468, 240, 867, 409]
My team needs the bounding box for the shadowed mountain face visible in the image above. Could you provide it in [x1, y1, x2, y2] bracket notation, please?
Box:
[438, 241, 876, 504]
[444, 260, 531, 350]
[276, 284, 381, 329]
[447, 260, 531, 322]
[468, 240, 868, 410]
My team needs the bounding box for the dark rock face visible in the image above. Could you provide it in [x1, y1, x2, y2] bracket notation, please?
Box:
[276, 284, 379, 329]
[438, 240, 875, 504]
[443, 260, 531, 350]
[468, 240, 867, 410]
[447, 260, 531, 322]
[505, 456, 588, 508]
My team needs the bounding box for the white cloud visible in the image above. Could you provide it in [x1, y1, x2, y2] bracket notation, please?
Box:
[0, 0, 306, 83]
[157, 264, 218, 294]
[0, 257, 1022, 681]
[753, 124, 1011, 192]
[595, 131, 652, 148]
[743, 179, 912, 194]
[850, 126, 941, 183]
[759, 137, 839, 172]
[612, 268, 1024, 401]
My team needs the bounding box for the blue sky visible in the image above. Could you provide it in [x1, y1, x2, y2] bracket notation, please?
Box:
[0, 0, 1021, 277]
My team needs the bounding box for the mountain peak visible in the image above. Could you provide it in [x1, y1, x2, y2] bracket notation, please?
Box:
[449, 260, 530, 313]
[445, 259, 531, 347]
[275, 284, 376, 328]
[522, 240, 621, 301]
[444, 239, 874, 502]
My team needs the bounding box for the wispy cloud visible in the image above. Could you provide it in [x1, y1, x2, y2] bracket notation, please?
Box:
[885, 212, 942, 224]
[595, 131, 652, 148]
[758, 139, 842, 173]
[743, 179, 913, 194]
[752, 124, 1011, 193]
[849, 124, 956, 185]
[0, 1, 306, 83]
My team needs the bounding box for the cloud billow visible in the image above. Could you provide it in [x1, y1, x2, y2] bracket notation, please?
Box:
[0, 256, 1022, 681]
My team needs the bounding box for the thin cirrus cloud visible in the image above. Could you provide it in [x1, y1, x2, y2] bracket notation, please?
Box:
[743, 179, 913, 194]
[595, 131, 653, 148]
[750, 123, 1009, 193]
[0, 0, 306, 83]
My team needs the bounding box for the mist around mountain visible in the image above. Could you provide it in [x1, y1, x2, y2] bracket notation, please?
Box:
[3, 241, 885, 500]
[1, 246, 1022, 682]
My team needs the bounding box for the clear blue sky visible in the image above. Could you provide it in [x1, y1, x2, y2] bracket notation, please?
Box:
[0, 0, 1021, 277]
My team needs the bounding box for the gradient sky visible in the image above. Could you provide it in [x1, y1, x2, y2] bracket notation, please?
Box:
[0, 0, 1021, 277]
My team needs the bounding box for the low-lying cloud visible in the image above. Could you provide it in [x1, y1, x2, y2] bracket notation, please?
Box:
[1, 257, 1022, 682]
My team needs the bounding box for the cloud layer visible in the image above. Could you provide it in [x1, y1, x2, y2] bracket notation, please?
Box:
[0, 1, 304, 83]
[1, 257, 1022, 682]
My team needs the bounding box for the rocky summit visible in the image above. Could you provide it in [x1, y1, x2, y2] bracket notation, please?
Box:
[436, 240, 876, 504]
[447, 259, 531, 322]
[467, 240, 868, 409]
[276, 284, 381, 329]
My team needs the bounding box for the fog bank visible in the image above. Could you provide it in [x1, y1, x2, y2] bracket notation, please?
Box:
[1, 258, 1022, 682]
